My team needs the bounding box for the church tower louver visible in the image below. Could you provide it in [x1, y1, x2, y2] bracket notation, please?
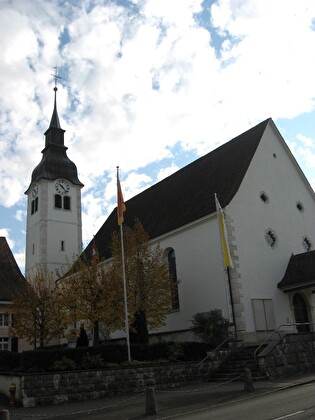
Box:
[25, 82, 83, 280]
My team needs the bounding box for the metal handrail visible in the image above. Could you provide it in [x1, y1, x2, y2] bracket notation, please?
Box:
[196, 333, 236, 367]
[254, 322, 315, 363]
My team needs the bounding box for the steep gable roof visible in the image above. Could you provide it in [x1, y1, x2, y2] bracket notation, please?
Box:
[0, 237, 27, 301]
[88, 118, 271, 260]
[278, 250, 315, 292]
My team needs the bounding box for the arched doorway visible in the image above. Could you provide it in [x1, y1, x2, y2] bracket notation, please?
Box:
[293, 293, 310, 332]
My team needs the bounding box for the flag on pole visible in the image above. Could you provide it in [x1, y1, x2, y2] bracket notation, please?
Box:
[215, 194, 234, 269]
[117, 168, 126, 225]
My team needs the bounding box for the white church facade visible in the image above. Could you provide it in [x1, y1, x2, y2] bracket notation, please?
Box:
[24, 85, 315, 344]
[87, 118, 315, 343]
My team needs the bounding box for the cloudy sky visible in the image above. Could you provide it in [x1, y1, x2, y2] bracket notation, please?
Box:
[1, 0, 315, 273]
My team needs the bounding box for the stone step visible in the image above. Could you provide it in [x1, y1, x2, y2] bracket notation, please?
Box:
[210, 343, 267, 382]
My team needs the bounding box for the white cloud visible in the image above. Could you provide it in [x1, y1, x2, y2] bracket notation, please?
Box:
[0, 228, 14, 249]
[14, 210, 25, 222]
[297, 134, 314, 148]
[1, 0, 315, 252]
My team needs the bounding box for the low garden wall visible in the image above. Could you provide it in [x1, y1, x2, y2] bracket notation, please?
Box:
[258, 332, 315, 378]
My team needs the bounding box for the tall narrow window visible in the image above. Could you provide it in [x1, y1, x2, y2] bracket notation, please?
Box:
[0, 313, 9, 327]
[55, 194, 62, 208]
[61, 240, 65, 251]
[168, 249, 180, 311]
[55, 194, 71, 210]
[31, 197, 38, 214]
[0, 338, 9, 351]
[64, 196, 71, 210]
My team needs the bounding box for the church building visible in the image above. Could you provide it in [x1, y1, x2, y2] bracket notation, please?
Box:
[24, 84, 315, 344]
[86, 118, 315, 343]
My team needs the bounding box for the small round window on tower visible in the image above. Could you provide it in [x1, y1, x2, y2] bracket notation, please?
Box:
[260, 192, 269, 203]
[265, 229, 277, 248]
[296, 202, 304, 212]
[302, 237, 312, 252]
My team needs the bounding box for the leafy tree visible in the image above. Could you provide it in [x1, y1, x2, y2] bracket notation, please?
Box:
[56, 254, 125, 346]
[109, 219, 174, 345]
[191, 309, 230, 347]
[10, 267, 65, 349]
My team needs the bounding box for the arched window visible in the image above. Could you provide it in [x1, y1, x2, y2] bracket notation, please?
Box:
[168, 249, 180, 311]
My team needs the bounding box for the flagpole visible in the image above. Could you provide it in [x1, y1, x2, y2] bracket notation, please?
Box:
[226, 266, 237, 339]
[215, 193, 237, 340]
[117, 167, 131, 362]
[120, 223, 131, 361]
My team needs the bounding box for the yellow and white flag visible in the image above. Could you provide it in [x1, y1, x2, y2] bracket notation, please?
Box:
[215, 193, 234, 269]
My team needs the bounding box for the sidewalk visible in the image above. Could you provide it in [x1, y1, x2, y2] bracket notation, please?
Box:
[4, 372, 315, 420]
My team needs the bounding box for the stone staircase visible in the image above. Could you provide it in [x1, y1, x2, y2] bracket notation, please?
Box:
[208, 344, 267, 382]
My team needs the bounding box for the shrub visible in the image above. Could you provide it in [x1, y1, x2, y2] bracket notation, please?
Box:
[52, 356, 77, 371]
[79, 354, 105, 369]
[167, 342, 184, 362]
[191, 309, 229, 347]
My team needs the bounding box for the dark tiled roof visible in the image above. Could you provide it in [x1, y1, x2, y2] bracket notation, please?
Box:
[0, 237, 27, 301]
[278, 251, 315, 292]
[26, 88, 83, 191]
[29, 145, 83, 186]
[86, 118, 271, 261]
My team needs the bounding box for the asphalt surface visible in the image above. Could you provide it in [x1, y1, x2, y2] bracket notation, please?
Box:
[2, 372, 315, 419]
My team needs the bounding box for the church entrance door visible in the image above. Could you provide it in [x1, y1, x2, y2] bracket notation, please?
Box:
[293, 293, 310, 332]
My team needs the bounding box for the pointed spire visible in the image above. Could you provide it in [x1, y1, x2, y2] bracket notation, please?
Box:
[49, 67, 62, 129]
[49, 86, 61, 129]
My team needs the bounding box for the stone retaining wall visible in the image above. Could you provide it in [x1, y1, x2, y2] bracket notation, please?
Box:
[0, 357, 224, 407]
[258, 332, 315, 378]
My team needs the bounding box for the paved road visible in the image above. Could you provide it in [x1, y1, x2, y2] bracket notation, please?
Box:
[160, 382, 315, 420]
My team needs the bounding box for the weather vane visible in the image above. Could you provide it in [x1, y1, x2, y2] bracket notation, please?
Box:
[51, 66, 62, 89]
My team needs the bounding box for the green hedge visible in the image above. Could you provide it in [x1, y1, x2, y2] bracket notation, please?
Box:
[0, 351, 21, 372]
[0, 342, 211, 373]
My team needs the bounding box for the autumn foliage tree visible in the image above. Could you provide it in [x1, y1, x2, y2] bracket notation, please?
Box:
[56, 254, 125, 346]
[109, 219, 174, 345]
[10, 267, 65, 349]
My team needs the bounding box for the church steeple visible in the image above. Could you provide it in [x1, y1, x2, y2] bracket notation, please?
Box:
[44, 84, 65, 148]
[25, 74, 83, 281]
[26, 81, 83, 189]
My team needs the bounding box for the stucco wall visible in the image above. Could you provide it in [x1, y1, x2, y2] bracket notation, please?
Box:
[228, 123, 315, 335]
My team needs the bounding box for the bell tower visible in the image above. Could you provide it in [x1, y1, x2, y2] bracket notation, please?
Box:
[25, 78, 84, 280]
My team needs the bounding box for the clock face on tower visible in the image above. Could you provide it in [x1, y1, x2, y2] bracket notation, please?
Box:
[55, 179, 70, 195]
[31, 184, 39, 198]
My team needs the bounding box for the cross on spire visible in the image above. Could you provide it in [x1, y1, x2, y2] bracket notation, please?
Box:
[51, 66, 62, 90]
